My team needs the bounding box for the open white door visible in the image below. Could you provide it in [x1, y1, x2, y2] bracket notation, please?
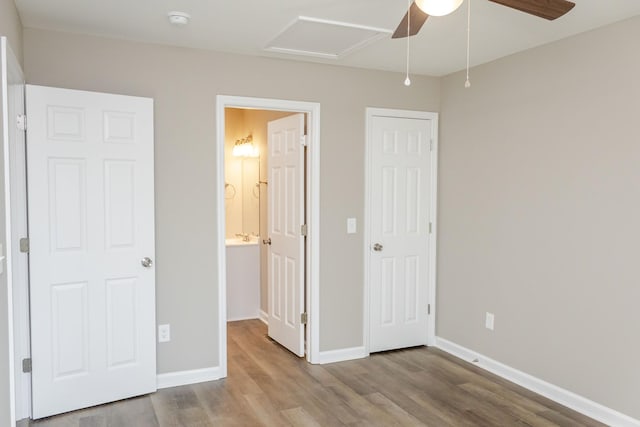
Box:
[369, 114, 433, 353]
[26, 85, 156, 418]
[267, 113, 305, 357]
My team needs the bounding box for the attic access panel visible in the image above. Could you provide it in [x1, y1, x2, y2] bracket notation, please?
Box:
[265, 16, 392, 59]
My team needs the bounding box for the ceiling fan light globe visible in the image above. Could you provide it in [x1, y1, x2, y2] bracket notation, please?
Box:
[416, 0, 464, 16]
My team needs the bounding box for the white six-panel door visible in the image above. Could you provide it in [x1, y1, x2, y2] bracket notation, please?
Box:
[267, 113, 305, 357]
[369, 115, 432, 353]
[26, 85, 156, 418]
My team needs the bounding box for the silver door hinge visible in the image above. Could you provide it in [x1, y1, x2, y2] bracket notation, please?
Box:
[17, 114, 27, 131]
[301, 224, 308, 237]
[428, 304, 431, 315]
[300, 312, 308, 325]
[301, 135, 308, 147]
[19, 237, 29, 253]
[22, 358, 32, 373]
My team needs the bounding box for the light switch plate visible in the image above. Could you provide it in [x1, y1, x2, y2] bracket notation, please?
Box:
[347, 218, 357, 234]
[485, 312, 495, 331]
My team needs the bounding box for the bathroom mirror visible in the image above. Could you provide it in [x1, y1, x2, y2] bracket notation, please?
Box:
[241, 157, 260, 236]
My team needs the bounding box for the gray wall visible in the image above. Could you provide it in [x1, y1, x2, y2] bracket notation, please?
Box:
[438, 16, 640, 420]
[0, 0, 23, 65]
[0, 0, 23, 424]
[23, 27, 441, 373]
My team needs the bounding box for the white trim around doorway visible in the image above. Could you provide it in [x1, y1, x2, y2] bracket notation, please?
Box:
[363, 107, 439, 355]
[215, 95, 321, 374]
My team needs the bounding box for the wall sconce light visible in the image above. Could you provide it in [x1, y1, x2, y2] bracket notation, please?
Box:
[232, 134, 259, 157]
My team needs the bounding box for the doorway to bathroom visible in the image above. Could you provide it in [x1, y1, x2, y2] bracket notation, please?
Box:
[216, 96, 321, 375]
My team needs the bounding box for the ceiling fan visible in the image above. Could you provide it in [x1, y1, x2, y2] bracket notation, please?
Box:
[392, 0, 576, 38]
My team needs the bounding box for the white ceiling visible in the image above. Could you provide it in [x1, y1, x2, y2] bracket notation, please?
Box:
[14, 0, 640, 76]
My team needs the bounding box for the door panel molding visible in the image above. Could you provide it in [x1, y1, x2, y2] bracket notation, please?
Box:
[364, 108, 438, 354]
[215, 95, 321, 371]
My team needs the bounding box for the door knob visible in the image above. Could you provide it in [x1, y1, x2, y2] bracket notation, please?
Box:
[263, 238, 272, 245]
[141, 257, 153, 268]
[373, 243, 383, 252]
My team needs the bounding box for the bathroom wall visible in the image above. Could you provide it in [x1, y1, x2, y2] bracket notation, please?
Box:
[224, 108, 245, 239]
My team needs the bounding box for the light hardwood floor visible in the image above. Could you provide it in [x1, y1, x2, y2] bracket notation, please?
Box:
[24, 319, 604, 426]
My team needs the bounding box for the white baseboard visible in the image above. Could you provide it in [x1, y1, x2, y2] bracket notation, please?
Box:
[157, 366, 223, 389]
[318, 346, 367, 364]
[227, 314, 260, 322]
[259, 310, 268, 325]
[435, 337, 640, 427]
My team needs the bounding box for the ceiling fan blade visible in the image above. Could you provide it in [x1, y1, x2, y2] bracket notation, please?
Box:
[392, 2, 429, 39]
[488, 0, 575, 20]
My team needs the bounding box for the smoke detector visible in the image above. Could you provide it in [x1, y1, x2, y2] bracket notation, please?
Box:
[168, 11, 191, 26]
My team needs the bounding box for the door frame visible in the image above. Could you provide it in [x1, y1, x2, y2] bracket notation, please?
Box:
[7, 49, 29, 421]
[1, 36, 17, 427]
[363, 107, 439, 355]
[215, 95, 321, 371]
[2, 37, 27, 425]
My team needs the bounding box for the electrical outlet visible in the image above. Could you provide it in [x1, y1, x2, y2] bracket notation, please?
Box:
[158, 324, 171, 343]
[485, 312, 495, 331]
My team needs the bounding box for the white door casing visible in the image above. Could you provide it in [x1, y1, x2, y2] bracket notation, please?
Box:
[1, 35, 21, 427]
[5, 39, 29, 421]
[267, 113, 305, 357]
[215, 95, 321, 371]
[26, 85, 156, 419]
[367, 111, 436, 353]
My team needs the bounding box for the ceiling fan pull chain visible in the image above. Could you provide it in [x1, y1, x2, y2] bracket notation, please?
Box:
[465, 0, 472, 88]
[404, 0, 412, 86]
